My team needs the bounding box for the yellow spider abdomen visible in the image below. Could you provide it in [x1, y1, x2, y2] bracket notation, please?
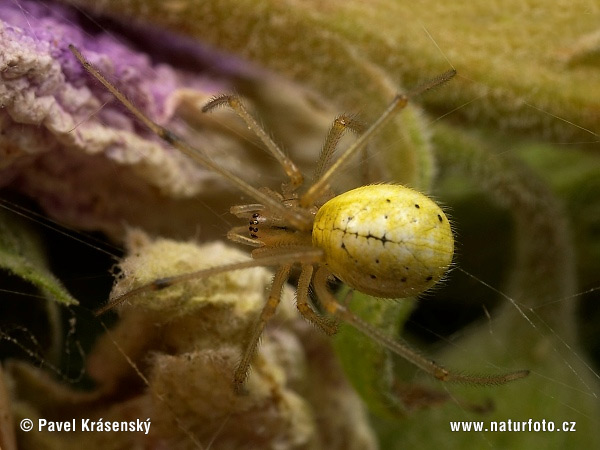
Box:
[312, 184, 454, 298]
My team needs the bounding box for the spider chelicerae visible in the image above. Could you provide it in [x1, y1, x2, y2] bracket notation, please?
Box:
[69, 45, 529, 394]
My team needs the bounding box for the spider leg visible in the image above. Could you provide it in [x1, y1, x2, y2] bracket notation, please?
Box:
[300, 93, 408, 207]
[296, 264, 338, 335]
[312, 267, 529, 386]
[233, 264, 291, 394]
[301, 69, 457, 208]
[203, 94, 304, 188]
[312, 114, 365, 183]
[97, 250, 322, 315]
[69, 45, 313, 232]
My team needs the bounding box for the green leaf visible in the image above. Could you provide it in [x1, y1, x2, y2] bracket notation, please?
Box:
[0, 209, 77, 307]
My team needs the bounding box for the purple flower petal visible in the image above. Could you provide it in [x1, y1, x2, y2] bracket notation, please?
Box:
[0, 0, 230, 236]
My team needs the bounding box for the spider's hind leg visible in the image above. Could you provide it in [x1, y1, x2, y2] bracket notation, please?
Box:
[296, 264, 338, 335]
[312, 267, 529, 386]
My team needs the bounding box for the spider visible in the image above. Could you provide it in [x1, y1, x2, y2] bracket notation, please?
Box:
[69, 45, 529, 394]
